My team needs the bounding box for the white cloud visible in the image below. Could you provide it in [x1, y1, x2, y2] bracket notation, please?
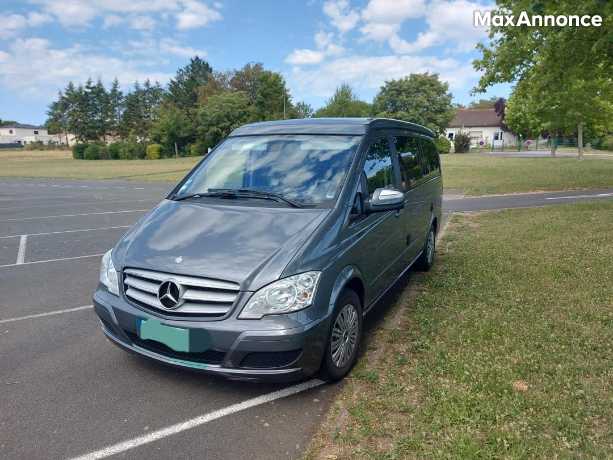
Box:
[286, 49, 326, 66]
[0, 12, 52, 39]
[388, 0, 492, 53]
[159, 38, 207, 58]
[285, 30, 345, 66]
[176, 0, 222, 29]
[29, 0, 222, 30]
[0, 38, 172, 97]
[323, 0, 360, 33]
[360, 0, 426, 42]
[130, 15, 156, 31]
[288, 54, 475, 99]
[102, 15, 123, 28]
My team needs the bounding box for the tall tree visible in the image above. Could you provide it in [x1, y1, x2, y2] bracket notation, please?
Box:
[294, 101, 314, 119]
[230, 63, 265, 103]
[314, 84, 371, 118]
[106, 78, 124, 137]
[150, 103, 193, 155]
[196, 91, 253, 148]
[373, 73, 455, 135]
[167, 57, 213, 111]
[46, 90, 70, 144]
[473, 0, 613, 158]
[253, 71, 293, 120]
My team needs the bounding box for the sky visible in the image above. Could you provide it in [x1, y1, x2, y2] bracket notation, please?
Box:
[0, 0, 511, 125]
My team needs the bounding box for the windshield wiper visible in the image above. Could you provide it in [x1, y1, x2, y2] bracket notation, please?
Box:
[173, 189, 303, 208]
[208, 188, 304, 208]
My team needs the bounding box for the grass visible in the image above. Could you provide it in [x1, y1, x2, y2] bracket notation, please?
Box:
[0, 149, 200, 182]
[307, 202, 613, 459]
[441, 154, 613, 195]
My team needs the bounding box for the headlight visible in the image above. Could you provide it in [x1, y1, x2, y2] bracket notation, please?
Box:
[239, 271, 321, 319]
[99, 249, 119, 296]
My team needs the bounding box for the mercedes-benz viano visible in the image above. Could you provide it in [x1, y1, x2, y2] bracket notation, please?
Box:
[94, 118, 442, 381]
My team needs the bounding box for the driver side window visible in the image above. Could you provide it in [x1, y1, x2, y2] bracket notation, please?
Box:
[363, 137, 394, 198]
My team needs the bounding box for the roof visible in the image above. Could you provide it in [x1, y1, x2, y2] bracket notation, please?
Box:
[0, 123, 44, 130]
[448, 109, 503, 128]
[230, 118, 434, 137]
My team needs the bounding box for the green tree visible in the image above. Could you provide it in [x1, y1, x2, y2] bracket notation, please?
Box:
[46, 90, 70, 144]
[150, 104, 193, 156]
[469, 97, 500, 109]
[473, 0, 613, 158]
[253, 71, 293, 120]
[106, 78, 124, 137]
[294, 101, 314, 119]
[230, 63, 265, 103]
[196, 91, 253, 149]
[314, 84, 371, 118]
[167, 57, 213, 111]
[373, 73, 455, 136]
[503, 84, 543, 142]
[121, 80, 164, 140]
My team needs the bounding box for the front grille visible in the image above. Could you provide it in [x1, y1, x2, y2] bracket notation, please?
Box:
[123, 268, 240, 318]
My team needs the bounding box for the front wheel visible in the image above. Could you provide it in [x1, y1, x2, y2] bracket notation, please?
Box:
[415, 225, 436, 271]
[320, 289, 362, 382]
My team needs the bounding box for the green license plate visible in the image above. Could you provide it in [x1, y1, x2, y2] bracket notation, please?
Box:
[138, 319, 190, 352]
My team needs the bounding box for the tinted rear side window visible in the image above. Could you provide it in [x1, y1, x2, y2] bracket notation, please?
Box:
[393, 135, 423, 190]
[363, 137, 394, 196]
[419, 138, 441, 177]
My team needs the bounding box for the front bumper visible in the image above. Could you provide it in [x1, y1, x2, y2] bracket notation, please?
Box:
[93, 289, 330, 382]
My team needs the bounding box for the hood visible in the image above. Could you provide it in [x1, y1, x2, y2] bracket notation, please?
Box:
[114, 199, 329, 291]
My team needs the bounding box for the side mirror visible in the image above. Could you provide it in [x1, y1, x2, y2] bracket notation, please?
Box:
[365, 188, 404, 213]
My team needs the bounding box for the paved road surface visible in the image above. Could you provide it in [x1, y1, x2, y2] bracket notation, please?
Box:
[1, 178, 612, 459]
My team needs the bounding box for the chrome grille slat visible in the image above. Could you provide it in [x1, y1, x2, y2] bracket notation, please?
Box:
[124, 276, 158, 294]
[182, 289, 236, 303]
[124, 268, 239, 291]
[122, 268, 240, 318]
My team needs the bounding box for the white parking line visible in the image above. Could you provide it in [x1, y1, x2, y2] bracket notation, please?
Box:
[0, 198, 156, 212]
[69, 379, 325, 460]
[0, 225, 131, 240]
[545, 192, 613, 201]
[1, 209, 148, 223]
[0, 305, 93, 324]
[0, 253, 104, 269]
[16, 235, 27, 264]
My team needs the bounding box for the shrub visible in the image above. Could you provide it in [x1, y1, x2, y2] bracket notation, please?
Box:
[118, 141, 146, 159]
[107, 142, 121, 160]
[188, 141, 207, 157]
[453, 132, 471, 153]
[596, 134, 613, 151]
[72, 143, 88, 159]
[146, 144, 162, 160]
[434, 136, 451, 154]
[83, 143, 107, 160]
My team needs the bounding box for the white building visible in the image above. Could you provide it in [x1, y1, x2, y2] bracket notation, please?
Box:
[445, 109, 517, 149]
[0, 123, 63, 145]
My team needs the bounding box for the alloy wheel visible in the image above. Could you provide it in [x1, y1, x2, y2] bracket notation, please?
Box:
[330, 303, 359, 368]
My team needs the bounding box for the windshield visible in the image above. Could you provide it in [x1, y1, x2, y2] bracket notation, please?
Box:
[174, 135, 361, 205]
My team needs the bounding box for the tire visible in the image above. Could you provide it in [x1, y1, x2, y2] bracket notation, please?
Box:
[415, 224, 436, 271]
[320, 289, 363, 382]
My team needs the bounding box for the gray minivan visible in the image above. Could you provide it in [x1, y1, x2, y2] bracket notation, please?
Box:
[94, 118, 442, 381]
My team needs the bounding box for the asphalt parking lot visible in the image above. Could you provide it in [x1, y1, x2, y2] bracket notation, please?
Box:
[2, 178, 612, 459]
[0, 179, 335, 460]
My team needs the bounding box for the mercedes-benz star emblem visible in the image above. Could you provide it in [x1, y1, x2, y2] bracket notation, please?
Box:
[158, 280, 183, 310]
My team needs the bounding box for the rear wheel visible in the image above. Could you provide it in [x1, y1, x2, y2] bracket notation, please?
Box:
[320, 289, 362, 382]
[415, 224, 436, 271]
